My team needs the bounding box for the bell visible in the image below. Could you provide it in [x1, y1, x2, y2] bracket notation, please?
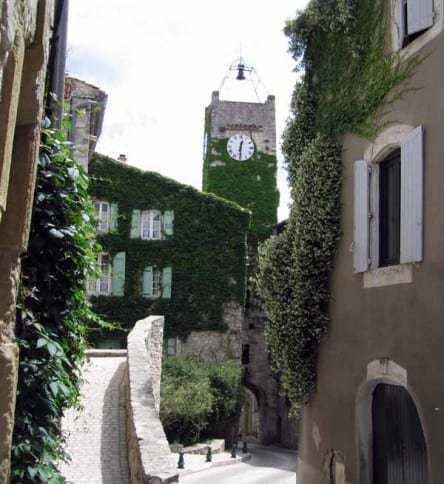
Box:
[236, 64, 246, 80]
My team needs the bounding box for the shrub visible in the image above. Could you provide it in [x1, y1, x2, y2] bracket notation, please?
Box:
[160, 356, 243, 445]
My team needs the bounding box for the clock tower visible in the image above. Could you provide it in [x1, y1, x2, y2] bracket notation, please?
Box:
[202, 61, 279, 244]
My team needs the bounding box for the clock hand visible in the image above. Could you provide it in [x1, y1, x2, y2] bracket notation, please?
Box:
[238, 140, 244, 158]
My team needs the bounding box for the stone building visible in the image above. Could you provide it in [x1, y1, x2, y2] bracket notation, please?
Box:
[0, 0, 68, 480]
[297, 1, 444, 482]
[64, 76, 107, 170]
[202, 65, 297, 448]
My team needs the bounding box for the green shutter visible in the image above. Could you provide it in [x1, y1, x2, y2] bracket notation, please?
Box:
[163, 210, 174, 235]
[130, 209, 141, 238]
[142, 266, 153, 297]
[162, 267, 172, 299]
[110, 203, 118, 232]
[112, 252, 125, 296]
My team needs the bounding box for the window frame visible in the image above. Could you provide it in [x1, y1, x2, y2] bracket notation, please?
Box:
[140, 210, 162, 240]
[391, 0, 441, 56]
[378, 149, 401, 267]
[88, 252, 112, 295]
[94, 200, 110, 233]
[353, 124, 423, 285]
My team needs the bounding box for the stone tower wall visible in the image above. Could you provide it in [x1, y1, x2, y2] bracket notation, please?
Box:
[207, 91, 276, 156]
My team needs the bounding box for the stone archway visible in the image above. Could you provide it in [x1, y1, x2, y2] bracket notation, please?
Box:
[240, 386, 260, 443]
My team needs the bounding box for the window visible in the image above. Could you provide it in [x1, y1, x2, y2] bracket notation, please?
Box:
[88, 251, 126, 296]
[379, 150, 401, 267]
[401, 0, 434, 47]
[130, 209, 174, 239]
[242, 344, 250, 365]
[142, 266, 172, 299]
[94, 201, 109, 233]
[88, 253, 111, 295]
[353, 126, 423, 273]
[93, 201, 118, 233]
[141, 210, 161, 240]
[393, 0, 436, 51]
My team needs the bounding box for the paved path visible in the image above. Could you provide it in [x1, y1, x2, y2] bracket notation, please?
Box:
[178, 444, 297, 483]
[59, 355, 130, 484]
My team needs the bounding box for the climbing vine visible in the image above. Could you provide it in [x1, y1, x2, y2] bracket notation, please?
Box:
[203, 135, 279, 246]
[89, 154, 250, 343]
[257, 0, 418, 409]
[11, 121, 99, 483]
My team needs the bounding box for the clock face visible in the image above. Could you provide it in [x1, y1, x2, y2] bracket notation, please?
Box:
[227, 134, 254, 161]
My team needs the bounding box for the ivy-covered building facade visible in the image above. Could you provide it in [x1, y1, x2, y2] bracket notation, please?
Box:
[88, 154, 250, 358]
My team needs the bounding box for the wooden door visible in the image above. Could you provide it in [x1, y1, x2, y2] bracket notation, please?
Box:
[372, 383, 428, 484]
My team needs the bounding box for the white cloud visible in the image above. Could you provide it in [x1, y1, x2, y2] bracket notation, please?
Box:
[67, 0, 308, 221]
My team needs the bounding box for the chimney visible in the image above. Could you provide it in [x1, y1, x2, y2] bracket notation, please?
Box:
[118, 154, 127, 162]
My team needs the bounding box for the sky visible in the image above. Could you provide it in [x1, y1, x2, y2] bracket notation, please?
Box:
[66, 0, 309, 221]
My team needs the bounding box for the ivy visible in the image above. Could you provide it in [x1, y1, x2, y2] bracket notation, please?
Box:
[11, 121, 99, 483]
[203, 137, 279, 247]
[88, 155, 250, 343]
[257, 0, 418, 409]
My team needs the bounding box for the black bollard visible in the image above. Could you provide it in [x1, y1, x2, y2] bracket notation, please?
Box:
[231, 443, 237, 458]
[242, 441, 248, 453]
[206, 446, 212, 462]
[178, 451, 185, 469]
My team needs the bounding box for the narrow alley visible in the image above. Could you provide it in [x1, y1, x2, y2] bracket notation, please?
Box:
[59, 352, 130, 484]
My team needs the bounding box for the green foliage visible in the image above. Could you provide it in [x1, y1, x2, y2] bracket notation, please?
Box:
[11, 122, 99, 483]
[160, 357, 243, 445]
[202, 137, 279, 246]
[88, 155, 250, 342]
[258, 135, 342, 405]
[258, 0, 418, 409]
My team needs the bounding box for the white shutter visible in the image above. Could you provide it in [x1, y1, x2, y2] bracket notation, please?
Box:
[162, 267, 172, 299]
[163, 211, 174, 235]
[130, 209, 141, 238]
[400, 126, 423, 263]
[142, 267, 153, 297]
[112, 252, 126, 296]
[353, 160, 370, 273]
[407, 0, 434, 35]
[110, 203, 118, 232]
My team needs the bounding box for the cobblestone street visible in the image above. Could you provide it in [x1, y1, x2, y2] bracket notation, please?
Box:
[59, 355, 130, 484]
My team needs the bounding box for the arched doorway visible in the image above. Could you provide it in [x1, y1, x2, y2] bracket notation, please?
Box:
[240, 387, 260, 443]
[372, 383, 428, 483]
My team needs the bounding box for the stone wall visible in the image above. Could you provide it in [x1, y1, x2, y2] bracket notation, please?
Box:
[0, 1, 57, 480]
[208, 91, 276, 156]
[126, 316, 178, 483]
[179, 303, 243, 361]
[242, 293, 298, 449]
[64, 77, 107, 171]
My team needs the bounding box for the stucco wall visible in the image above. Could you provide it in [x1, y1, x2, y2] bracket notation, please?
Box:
[297, 24, 444, 484]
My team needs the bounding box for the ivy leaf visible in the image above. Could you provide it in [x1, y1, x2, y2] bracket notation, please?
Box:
[36, 338, 47, 349]
[48, 228, 64, 239]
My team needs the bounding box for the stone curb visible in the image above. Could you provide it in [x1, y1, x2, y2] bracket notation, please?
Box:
[86, 349, 127, 357]
[177, 453, 251, 477]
